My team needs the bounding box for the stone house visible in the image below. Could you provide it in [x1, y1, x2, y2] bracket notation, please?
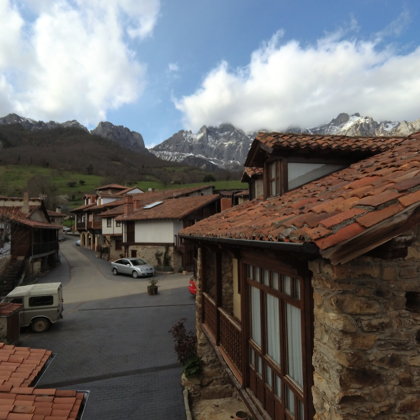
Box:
[97, 185, 217, 263]
[116, 193, 220, 271]
[72, 183, 142, 251]
[0, 194, 60, 292]
[180, 132, 420, 419]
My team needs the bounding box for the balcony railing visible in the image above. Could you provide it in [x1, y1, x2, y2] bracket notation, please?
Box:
[202, 293, 243, 380]
[32, 241, 58, 256]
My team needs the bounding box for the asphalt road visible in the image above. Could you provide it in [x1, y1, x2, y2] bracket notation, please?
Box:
[19, 236, 195, 420]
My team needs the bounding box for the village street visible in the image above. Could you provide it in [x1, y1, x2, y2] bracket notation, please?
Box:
[19, 236, 195, 419]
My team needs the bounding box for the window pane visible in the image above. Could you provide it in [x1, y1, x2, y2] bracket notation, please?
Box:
[266, 294, 280, 366]
[286, 386, 295, 415]
[286, 303, 303, 388]
[266, 365, 272, 388]
[255, 268, 261, 283]
[298, 399, 304, 420]
[271, 179, 277, 196]
[295, 278, 301, 300]
[283, 275, 292, 295]
[247, 265, 253, 280]
[251, 287, 261, 347]
[256, 354, 262, 376]
[249, 348, 254, 367]
[272, 272, 279, 290]
[263, 269, 270, 286]
[275, 376, 282, 399]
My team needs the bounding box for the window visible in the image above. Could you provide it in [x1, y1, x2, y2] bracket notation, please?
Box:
[29, 296, 53, 306]
[266, 160, 285, 197]
[106, 218, 112, 228]
[246, 263, 308, 419]
[116, 220, 121, 227]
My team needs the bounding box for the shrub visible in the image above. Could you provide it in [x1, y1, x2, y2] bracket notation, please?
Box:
[169, 318, 201, 377]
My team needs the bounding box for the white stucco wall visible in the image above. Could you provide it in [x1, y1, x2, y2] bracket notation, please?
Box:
[102, 218, 123, 235]
[134, 220, 183, 243]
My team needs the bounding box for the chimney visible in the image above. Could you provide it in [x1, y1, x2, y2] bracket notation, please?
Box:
[22, 192, 29, 215]
[124, 195, 133, 216]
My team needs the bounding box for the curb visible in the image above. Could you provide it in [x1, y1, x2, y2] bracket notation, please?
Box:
[183, 388, 193, 420]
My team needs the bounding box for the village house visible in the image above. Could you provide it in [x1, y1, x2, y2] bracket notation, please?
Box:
[180, 132, 420, 419]
[71, 183, 143, 251]
[0, 194, 60, 294]
[97, 185, 217, 267]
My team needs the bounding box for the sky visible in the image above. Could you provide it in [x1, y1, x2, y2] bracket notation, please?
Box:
[1, 1, 420, 147]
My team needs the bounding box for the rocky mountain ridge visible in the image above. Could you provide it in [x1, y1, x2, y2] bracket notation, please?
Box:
[0, 113, 145, 152]
[151, 113, 420, 169]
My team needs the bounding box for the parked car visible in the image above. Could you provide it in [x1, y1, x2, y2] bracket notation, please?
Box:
[75, 239, 80, 246]
[2, 282, 64, 332]
[111, 258, 155, 278]
[188, 278, 197, 296]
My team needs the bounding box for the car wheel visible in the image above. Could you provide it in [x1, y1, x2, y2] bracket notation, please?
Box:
[132, 271, 139, 279]
[31, 318, 51, 333]
[112, 268, 118, 275]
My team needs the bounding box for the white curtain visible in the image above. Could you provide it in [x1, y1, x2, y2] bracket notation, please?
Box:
[286, 303, 303, 388]
[251, 286, 261, 347]
[266, 294, 280, 366]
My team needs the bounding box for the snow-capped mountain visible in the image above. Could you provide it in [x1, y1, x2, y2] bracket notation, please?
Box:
[0, 113, 88, 132]
[151, 113, 420, 169]
[151, 123, 254, 170]
[306, 113, 420, 137]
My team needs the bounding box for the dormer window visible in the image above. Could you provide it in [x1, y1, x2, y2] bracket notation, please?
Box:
[266, 160, 285, 197]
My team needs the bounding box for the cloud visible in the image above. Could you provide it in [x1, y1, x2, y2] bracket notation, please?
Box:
[168, 63, 179, 73]
[175, 24, 420, 132]
[0, 0, 160, 124]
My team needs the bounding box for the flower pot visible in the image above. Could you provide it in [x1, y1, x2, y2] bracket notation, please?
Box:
[235, 411, 248, 420]
[147, 285, 158, 295]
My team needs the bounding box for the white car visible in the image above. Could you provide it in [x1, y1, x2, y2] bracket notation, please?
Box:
[111, 258, 155, 278]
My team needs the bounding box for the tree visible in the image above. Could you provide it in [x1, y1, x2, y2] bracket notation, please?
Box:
[26, 175, 58, 209]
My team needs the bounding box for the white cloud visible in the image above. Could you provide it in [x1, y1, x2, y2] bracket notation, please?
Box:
[168, 63, 179, 73]
[0, 0, 160, 124]
[176, 26, 420, 132]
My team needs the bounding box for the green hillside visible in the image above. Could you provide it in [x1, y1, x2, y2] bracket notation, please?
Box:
[0, 164, 246, 210]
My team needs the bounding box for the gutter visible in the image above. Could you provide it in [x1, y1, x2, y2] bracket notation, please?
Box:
[179, 234, 320, 256]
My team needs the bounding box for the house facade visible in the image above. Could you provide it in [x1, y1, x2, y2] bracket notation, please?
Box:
[97, 185, 217, 264]
[0, 194, 60, 293]
[181, 132, 420, 419]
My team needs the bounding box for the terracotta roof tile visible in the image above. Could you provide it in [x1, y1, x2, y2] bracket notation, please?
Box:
[181, 135, 420, 262]
[398, 190, 420, 207]
[117, 194, 219, 221]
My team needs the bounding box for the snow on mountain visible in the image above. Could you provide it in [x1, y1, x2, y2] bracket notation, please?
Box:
[151, 113, 420, 170]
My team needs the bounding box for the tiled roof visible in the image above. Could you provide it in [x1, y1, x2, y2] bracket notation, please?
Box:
[96, 184, 128, 190]
[117, 194, 219, 221]
[241, 167, 263, 182]
[0, 209, 61, 230]
[0, 387, 85, 420]
[257, 131, 405, 153]
[0, 343, 52, 388]
[0, 343, 86, 419]
[181, 135, 420, 264]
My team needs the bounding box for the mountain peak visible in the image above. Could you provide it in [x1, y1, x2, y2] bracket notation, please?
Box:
[92, 121, 145, 151]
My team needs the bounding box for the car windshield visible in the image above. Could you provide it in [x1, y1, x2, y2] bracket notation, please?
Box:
[131, 259, 146, 266]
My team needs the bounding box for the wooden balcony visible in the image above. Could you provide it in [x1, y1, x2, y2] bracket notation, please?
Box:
[202, 293, 243, 382]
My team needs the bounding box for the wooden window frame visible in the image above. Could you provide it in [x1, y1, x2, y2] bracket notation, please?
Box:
[265, 159, 287, 198]
[242, 259, 313, 420]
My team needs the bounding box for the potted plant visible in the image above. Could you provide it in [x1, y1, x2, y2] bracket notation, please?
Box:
[147, 278, 158, 295]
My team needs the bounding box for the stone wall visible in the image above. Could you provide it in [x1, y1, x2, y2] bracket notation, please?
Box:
[221, 252, 234, 315]
[128, 244, 182, 271]
[309, 227, 420, 419]
[0, 256, 10, 277]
